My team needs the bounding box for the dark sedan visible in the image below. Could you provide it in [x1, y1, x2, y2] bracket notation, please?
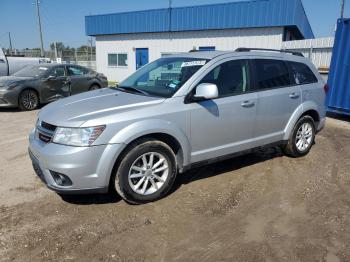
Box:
[0, 64, 108, 110]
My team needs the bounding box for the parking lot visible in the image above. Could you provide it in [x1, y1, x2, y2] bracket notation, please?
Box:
[0, 108, 350, 261]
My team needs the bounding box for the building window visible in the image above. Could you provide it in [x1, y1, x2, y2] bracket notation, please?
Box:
[108, 53, 128, 67]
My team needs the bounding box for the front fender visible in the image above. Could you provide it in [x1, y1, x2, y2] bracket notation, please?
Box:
[109, 119, 191, 166]
[283, 101, 320, 140]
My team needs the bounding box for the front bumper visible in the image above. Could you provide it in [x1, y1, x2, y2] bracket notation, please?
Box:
[28, 129, 125, 194]
[0, 89, 20, 107]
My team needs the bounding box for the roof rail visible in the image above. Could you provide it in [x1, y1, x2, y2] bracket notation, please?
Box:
[235, 48, 304, 57]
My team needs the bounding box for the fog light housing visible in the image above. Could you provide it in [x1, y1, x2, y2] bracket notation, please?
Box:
[0, 98, 8, 104]
[50, 171, 73, 186]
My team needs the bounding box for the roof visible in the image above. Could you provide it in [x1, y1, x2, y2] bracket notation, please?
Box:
[85, 0, 314, 39]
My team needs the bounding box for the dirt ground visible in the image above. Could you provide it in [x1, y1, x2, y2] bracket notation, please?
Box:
[0, 108, 350, 262]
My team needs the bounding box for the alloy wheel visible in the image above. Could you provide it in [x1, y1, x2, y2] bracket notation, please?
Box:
[128, 152, 169, 195]
[21, 91, 38, 110]
[295, 122, 313, 152]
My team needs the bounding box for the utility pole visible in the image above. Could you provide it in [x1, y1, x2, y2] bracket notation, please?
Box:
[90, 36, 93, 62]
[35, 0, 44, 57]
[8, 32, 13, 54]
[54, 41, 58, 61]
[341, 0, 346, 18]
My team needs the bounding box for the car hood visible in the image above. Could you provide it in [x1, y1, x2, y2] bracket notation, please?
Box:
[38, 88, 166, 127]
[0, 76, 34, 86]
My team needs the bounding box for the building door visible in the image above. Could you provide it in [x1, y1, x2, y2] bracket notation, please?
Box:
[136, 48, 149, 70]
[198, 46, 216, 51]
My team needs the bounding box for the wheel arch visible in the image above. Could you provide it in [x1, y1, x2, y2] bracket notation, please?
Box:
[283, 102, 321, 140]
[89, 82, 101, 90]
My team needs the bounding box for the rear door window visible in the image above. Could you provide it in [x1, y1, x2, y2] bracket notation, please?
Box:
[254, 59, 291, 90]
[52, 66, 66, 77]
[288, 61, 318, 85]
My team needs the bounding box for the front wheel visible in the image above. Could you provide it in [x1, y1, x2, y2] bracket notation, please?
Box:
[282, 116, 316, 157]
[113, 139, 177, 204]
[19, 90, 39, 111]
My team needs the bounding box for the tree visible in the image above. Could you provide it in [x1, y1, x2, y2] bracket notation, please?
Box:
[50, 42, 66, 53]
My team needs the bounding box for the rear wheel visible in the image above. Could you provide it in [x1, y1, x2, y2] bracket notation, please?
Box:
[113, 139, 177, 204]
[283, 116, 315, 157]
[19, 89, 39, 111]
[89, 84, 100, 91]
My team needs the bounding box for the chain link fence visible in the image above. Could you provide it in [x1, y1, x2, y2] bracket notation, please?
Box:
[7, 49, 96, 70]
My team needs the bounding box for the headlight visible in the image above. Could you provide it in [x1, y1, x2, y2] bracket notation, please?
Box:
[52, 126, 105, 146]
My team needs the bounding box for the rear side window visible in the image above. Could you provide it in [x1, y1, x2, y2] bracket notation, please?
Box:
[288, 61, 318, 85]
[68, 66, 88, 76]
[254, 59, 291, 89]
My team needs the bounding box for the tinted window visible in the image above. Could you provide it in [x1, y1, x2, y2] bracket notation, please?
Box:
[68, 66, 87, 76]
[199, 60, 250, 97]
[254, 59, 291, 89]
[288, 61, 318, 85]
[52, 66, 65, 77]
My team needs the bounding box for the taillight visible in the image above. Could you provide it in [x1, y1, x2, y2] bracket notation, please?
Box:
[324, 84, 329, 93]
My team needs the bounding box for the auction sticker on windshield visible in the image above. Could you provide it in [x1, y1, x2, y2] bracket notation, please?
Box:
[181, 60, 206, 67]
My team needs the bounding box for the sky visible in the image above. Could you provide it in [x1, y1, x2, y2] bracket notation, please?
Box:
[0, 0, 349, 50]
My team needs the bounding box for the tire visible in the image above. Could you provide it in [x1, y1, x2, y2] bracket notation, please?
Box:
[89, 84, 100, 91]
[282, 115, 316, 158]
[19, 89, 39, 111]
[113, 139, 177, 204]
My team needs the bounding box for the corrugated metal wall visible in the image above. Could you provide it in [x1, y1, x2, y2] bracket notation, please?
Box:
[282, 37, 334, 69]
[326, 19, 350, 116]
[86, 0, 314, 39]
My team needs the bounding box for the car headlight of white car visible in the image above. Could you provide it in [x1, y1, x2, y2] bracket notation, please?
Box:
[52, 126, 105, 146]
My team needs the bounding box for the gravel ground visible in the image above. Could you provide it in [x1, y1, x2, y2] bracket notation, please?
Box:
[0, 108, 350, 262]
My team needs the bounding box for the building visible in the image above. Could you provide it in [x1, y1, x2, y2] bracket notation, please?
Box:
[85, 0, 314, 82]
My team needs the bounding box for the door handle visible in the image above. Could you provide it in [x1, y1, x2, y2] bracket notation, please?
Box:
[63, 78, 71, 85]
[241, 100, 255, 108]
[289, 93, 300, 99]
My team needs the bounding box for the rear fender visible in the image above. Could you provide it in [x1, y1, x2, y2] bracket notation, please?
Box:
[283, 101, 319, 140]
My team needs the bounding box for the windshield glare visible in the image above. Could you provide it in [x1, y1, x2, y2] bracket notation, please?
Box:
[118, 57, 209, 98]
[13, 65, 49, 77]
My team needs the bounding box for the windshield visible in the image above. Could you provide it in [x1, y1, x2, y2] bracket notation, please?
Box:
[12, 65, 49, 77]
[117, 57, 209, 98]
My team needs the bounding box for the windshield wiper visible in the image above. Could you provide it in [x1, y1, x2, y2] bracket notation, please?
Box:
[117, 86, 150, 96]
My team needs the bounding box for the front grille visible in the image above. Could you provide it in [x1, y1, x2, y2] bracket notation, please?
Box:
[41, 121, 57, 132]
[37, 121, 57, 143]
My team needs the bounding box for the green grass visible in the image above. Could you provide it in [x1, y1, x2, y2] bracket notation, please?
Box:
[108, 81, 118, 87]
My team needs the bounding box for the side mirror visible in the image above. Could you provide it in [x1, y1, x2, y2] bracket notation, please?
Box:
[193, 83, 218, 101]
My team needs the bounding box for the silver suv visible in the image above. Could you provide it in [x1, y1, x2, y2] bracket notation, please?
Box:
[28, 49, 326, 204]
